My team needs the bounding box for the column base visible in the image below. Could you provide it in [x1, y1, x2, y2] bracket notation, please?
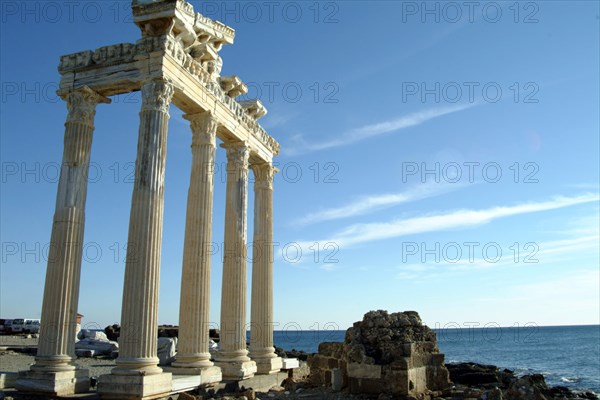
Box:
[215, 360, 257, 380]
[97, 372, 172, 399]
[254, 357, 283, 375]
[164, 365, 222, 383]
[15, 368, 90, 396]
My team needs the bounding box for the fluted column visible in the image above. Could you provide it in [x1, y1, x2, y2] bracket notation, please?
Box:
[249, 162, 282, 374]
[171, 111, 219, 375]
[112, 78, 174, 376]
[30, 87, 109, 373]
[215, 142, 257, 379]
[17, 88, 109, 397]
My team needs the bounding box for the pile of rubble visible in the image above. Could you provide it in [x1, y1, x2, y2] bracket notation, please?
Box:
[309, 310, 451, 398]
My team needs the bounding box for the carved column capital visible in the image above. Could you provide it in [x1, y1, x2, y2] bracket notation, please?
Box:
[141, 78, 175, 113]
[184, 111, 218, 147]
[251, 162, 277, 191]
[62, 86, 110, 127]
[222, 142, 250, 172]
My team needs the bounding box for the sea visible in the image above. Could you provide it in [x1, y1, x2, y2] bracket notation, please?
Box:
[272, 325, 600, 394]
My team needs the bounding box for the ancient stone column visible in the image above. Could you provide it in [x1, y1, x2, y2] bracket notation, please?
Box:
[168, 112, 221, 383]
[16, 87, 109, 396]
[109, 78, 174, 378]
[249, 162, 282, 374]
[215, 142, 257, 379]
[99, 78, 174, 398]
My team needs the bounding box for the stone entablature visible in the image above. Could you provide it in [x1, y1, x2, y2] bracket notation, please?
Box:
[58, 0, 279, 160]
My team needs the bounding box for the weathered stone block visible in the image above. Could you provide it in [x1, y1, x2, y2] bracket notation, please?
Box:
[16, 369, 90, 396]
[331, 368, 343, 392]
[318, 342, 343, 358]
[0, 372, 18, 389]
[348, 377, 383, 394]
[431, 353, 445, 364]
[217, 360, 257, 380]
[308, 354, 332, 370]
[392, 357, 412, 370]
[97, 372, 173, 399]
[347, 363, 382, 379]
[280, 358, 298, 370]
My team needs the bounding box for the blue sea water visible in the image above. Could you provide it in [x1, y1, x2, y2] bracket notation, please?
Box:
[273, 325, 600, 393]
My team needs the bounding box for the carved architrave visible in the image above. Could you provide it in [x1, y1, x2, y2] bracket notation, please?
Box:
[63, 86, 111, 128]
[141, 78, 175, 114]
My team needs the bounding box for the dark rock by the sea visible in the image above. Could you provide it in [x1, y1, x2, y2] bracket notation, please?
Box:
[446, 362, 599, 400]
[275, 346, 310, 361]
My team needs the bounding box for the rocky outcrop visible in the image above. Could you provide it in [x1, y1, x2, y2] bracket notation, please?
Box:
[275, 347, 310, 361]
[446, 363, 599, 400]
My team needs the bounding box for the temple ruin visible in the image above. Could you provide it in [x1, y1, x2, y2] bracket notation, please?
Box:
[16, 0, 281, 398]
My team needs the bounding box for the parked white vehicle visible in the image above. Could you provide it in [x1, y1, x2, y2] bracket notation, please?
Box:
[11, 318, 40, 334]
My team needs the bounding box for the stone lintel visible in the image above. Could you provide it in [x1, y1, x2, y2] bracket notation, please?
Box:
[163, 56, 279, 158]
[15, 369, 90, 396]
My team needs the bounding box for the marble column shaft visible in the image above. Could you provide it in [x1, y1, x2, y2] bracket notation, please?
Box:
[114, 78, 174, 376]
[34, 87, 110, 372]
[172, 112, 218, 369]
[249, 163, 280, 372]
[216, 142, 255, 378]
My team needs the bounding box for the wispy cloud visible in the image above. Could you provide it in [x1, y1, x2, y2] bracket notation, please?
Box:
[294, 182, 463, 226]
[286, 103, 476, 154]
[296, 193, 599, 250]
[261, 112, 297, 130]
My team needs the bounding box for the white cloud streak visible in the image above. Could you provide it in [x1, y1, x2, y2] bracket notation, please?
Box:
[286, 103, 476, 154]
[296, 193, 599, 250]
[295, 182, 463, 226]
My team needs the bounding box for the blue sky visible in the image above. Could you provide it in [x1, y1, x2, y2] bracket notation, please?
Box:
[1, 1, 599, 333]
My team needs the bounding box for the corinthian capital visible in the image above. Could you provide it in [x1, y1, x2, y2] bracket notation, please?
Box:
[62, 86, 111, 127]
[251, 162, 276, 191]
[184, 111, 218, 147]
[141, 78, 175, 113]
[222, 142, 250, 173]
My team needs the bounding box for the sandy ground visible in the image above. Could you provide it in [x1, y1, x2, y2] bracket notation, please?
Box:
[0, 335, 115, 377]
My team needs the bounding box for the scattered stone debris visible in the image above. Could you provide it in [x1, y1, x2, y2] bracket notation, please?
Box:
[157, 336, 177, 365]
[75, 329, 118, 357]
